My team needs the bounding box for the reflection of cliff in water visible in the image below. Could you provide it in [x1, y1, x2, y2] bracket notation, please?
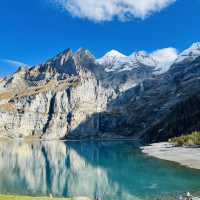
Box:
[0, 140, 200, 200]
[0, 140, 139, 200]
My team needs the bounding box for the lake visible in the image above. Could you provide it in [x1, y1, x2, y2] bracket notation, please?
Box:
[0, 140, 200, 200]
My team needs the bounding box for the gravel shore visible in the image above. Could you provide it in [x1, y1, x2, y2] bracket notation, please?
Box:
[141, 142, 200, 170]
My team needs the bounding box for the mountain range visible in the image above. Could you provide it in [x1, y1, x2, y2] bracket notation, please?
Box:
[0, 42, 200, 142]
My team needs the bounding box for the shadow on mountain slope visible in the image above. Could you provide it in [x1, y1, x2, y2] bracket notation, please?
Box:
[68, 56, 200, 143]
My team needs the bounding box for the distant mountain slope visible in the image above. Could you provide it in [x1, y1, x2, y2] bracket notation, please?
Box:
[0, 43, 200, 141]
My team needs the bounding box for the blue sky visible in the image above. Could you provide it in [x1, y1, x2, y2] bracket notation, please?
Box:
[0, 0, 200, 76]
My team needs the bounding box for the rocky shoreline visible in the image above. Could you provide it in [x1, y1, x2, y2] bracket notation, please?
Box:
[141, 142, 200, 170]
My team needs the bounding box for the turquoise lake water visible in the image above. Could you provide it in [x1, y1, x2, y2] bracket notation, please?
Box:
[0, 140, 200, 200]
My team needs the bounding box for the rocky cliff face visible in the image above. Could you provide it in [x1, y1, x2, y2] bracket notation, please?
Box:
[0, 49, 112, 139]
[0, 43, 200, 141]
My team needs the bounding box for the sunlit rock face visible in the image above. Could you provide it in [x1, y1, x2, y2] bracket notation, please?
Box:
[0, 49, 113, 139]
[0, 48, 156, 139]
[0, 43, 200, 140]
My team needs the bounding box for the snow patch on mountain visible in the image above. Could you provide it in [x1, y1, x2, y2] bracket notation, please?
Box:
[134, 51, 158, 67]
[175, 42, 200, 64]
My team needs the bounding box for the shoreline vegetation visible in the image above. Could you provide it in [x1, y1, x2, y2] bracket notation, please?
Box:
[170, 131, 200, 147]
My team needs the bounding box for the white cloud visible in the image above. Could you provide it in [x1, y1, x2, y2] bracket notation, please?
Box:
[2, 59, 28, 67]
[150, 47, 178, 73]
[52, 0, 176, 22]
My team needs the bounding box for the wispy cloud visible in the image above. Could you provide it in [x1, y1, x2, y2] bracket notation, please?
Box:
[2, 59, 28, 67]
[51, 0, 177, 22]
[151, 47, 178, 72]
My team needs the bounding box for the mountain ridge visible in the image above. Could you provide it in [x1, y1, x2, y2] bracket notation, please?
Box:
[0, 42, 200, 141]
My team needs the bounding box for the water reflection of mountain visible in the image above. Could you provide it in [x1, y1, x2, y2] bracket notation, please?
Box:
[0, 140, 200, 200]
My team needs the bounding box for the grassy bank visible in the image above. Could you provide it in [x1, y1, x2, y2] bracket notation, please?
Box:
[0, 195, 72, 200]
[170, 131, 200, 146]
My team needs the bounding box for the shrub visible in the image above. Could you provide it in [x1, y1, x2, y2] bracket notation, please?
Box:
[170, 131, 200, 147]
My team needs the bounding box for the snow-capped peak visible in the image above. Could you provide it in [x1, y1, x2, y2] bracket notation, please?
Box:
[191, 42, 200, 48]
[97, 50, 125, 65]
[103, 49, 126, 58]
[97, 50, 158, 73]
[175, 42, 200, 63]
